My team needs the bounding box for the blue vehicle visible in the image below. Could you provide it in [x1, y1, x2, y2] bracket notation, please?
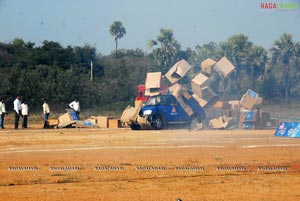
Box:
[132, 93, 205, 130]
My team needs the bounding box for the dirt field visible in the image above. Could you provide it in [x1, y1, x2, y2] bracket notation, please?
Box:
[1, 127, 300, 201]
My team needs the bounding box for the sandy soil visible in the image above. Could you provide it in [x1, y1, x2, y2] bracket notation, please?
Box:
[0, 127, 300, 201]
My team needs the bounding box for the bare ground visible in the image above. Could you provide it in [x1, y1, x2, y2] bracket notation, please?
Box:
[0, 127, 300, 201]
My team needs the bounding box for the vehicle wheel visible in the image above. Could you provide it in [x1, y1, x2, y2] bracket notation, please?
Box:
[130, 124, 141, 130]
[151, 115, 164, 130]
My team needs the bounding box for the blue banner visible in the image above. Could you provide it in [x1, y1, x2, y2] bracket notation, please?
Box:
[274, 122, 300, 138]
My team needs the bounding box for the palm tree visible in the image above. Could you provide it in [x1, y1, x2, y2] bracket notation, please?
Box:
[109, 21, 126, 55]
[249, 46, 268, 90]
[218, 34, 253, 97]
[148, 28, 180, 72]
[270, 33, 297, 104]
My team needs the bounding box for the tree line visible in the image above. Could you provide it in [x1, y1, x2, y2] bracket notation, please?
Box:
[0, 27, 299, 114]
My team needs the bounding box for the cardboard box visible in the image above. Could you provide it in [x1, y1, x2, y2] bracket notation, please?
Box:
[47, 119, 59, 126]
[213, 101, 230, 109]
[91, 116, 109, 128]
[145, 72, 162, 96]
[137, 115, 151, 129]
[58, 113, 71, 124]
[191, 73, 210, 97]
[120, 101, 142, 124]
[58, 111, 78, 128]
[84, 118, 97, 124]
[213, 56, 236, 78]
[165, 59, 192, 84]
[74, 121, 98, 128]
[209, 116, 229, 129]
[109, 119, 121, 128]
[169, 83, 183, 98]
[240, 94, 257, 110]
[246, 89, 258, 98]
[240, 90, 261, 110]
[201, 58, 216, 75]
[240, 109, 258, 123]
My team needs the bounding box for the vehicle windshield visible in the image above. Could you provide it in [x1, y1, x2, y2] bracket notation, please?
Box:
[145, 96, 161, 106]
[145, 94, 176, 106]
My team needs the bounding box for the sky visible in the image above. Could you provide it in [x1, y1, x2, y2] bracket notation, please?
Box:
[0, 0, 300, 55]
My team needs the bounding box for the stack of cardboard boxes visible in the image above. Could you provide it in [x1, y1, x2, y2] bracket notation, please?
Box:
[90, 116, 122, 128]
[208, 100, 239, 129]
[239, 89, 262, 129]
[191, 73, 217, 108]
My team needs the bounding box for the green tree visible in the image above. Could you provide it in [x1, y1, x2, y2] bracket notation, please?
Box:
[218, 34, 253, 97]
[270, 33, 299, 104]
[148, 28, 180, 73]
[248, 45, 268, 90]
[109, 21, 126, 55]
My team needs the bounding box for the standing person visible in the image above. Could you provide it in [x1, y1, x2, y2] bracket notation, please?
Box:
[13, 96, 22, 129]
[21, 100, 29, 129]
[69, 97, 80, 119]
[42, 99, 50, 129]
[0, 97, 7, 129]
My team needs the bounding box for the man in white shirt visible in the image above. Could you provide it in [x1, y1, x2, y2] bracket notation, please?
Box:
[43, 99, 50, 128]
[13, 96, 22, 129]
[0, 97, 6, 129]
[69, 97, 80, 119]
[21, 100, 29, 129]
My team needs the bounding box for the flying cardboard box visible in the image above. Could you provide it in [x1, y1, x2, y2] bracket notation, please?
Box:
[145, 72, 162, 96]
[240, 89, 261, 110]
[191, 73, 210, 97]
[201, 58, 216, 75]
[165, 59, 192, 84]
[214, 56, 235, 78]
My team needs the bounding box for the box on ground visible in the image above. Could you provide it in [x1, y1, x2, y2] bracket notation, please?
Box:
[109, 119, 122, 128]
[209, 116, 231, 129]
